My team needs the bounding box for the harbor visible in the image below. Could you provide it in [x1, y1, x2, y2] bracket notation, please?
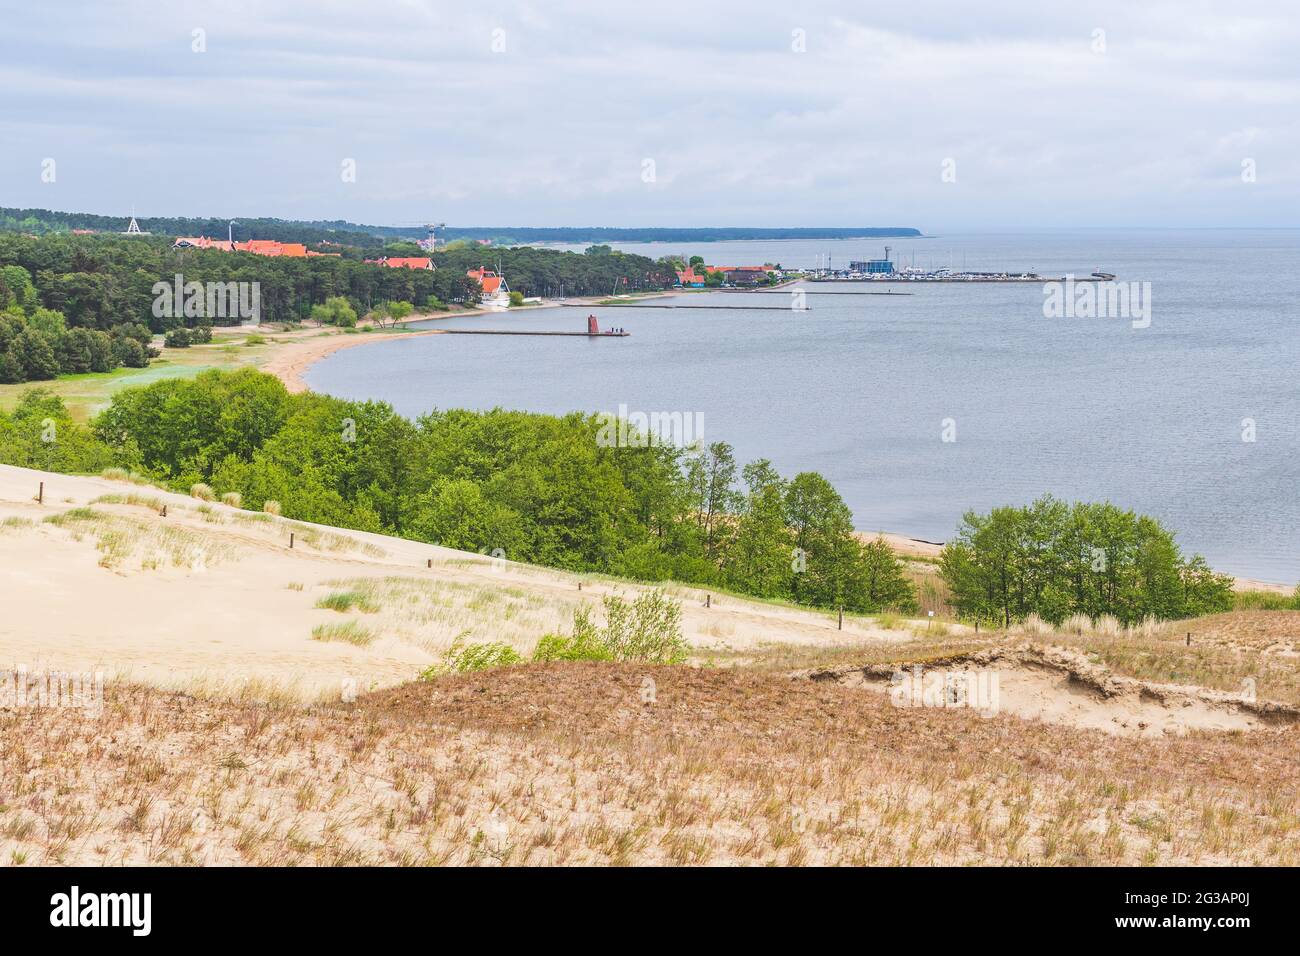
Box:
[803, 246, 1116, 283]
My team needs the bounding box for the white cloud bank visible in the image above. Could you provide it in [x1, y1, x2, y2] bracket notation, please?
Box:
[1, 0, 1296, 227]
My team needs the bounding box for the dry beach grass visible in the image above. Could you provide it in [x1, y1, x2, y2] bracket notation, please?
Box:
[3, 664, 1299, 866]
[3, 462, 1300, 866]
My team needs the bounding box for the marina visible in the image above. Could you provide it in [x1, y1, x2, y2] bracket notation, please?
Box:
[805, 246, 1115, 283]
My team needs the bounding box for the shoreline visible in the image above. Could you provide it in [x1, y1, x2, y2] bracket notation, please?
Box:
[252, 306, 1295, 594]
[259, 291, 679, 394]
[261, 324, 449, 394]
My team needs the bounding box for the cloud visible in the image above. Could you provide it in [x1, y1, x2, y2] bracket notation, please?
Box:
[1, 0, 1296, 227]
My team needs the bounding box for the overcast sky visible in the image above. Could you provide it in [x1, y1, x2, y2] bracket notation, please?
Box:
[1, 0, 1296, 229]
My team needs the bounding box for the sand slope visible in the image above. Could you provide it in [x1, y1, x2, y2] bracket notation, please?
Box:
[0, 464, 909, 701]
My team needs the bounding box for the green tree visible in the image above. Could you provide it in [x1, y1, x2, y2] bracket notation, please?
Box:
[410, 479, 526, 555]
[856, 536, 918, 612]
[0, 389, 115, 472]
[784, 471, 860, 607]
[95, 368, 292, 482]
[941, 495, 1233, 626]
[311, 296, 357, 328]
[10, 328, 59, 380]
[685, 441, 739, 561]
[721, 459, 793, 598]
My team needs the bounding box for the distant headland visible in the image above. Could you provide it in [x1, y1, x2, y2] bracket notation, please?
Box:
[0, 207, 921, 247]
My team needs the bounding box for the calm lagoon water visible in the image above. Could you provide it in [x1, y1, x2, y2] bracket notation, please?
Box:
[306, 229, 1300, 583]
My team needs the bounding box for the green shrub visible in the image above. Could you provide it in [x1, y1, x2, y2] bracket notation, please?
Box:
[531, 626, 613, 662]
[1233, 589, 1300, 611]
[531, 590, 687, 665]
[597, 590, 688, 664]
[420, 640, 522, 678]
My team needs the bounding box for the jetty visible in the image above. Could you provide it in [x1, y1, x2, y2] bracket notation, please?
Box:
[439, 315, 628, 337]
[598, 303, 805, 312]
[722, 289, 913, 296]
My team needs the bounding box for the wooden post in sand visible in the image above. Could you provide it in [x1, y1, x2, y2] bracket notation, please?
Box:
[838, 606, 843, 630]
[1186, 632, 1191, 646]
[161, 504, 167, 518]
[289, 532, 295, 550]
[706, 594, 711, 609]
[37, 482, 43, 504]
[426, 558, 432, 569]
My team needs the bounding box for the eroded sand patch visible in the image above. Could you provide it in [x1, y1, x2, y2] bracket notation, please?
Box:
[796, 645, 1300, 738]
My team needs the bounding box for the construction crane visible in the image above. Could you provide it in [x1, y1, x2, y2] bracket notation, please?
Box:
[394, 220, 446, 250]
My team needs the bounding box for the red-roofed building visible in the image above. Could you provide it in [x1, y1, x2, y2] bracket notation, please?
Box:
[675, 268, 705, 288]
[237, 240, 309, 258]
[466, 267, 503, 294]
[173, 236, 236, 252]
[364, 256, 434, 270]
[171, 237, 338, 258]
[703, 264, 774, 286]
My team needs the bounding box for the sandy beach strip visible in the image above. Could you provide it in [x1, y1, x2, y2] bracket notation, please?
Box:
[261, 325, 448, 394]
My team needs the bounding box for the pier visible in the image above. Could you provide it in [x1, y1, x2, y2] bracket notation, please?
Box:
[810, 276, 1051, 283]
[440, 329, 628, 337]
[596, 303, 809, 311]
[438, 314, 629, 337]
[721, 289, 913, 296]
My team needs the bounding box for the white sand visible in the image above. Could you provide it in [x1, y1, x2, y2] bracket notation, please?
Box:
[0, 464, 909, 702]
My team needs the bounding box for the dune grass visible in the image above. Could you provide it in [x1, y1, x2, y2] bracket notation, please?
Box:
[43, 507, 234, 571]
[311, 620, 374, 646]
[317, 576, 577, 657]
[91, 492, 165, 511]
[315, 589, 381, 614]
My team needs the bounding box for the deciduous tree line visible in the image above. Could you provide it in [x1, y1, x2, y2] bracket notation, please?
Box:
[1, 370, 1233, 623]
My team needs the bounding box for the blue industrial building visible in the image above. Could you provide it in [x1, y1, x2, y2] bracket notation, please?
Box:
[850, 246, 895, 274]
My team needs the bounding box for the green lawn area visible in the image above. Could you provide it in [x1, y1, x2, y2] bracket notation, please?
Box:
[0, 334, 276, 422]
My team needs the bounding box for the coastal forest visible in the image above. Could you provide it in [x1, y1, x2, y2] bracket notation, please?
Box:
[1, 206, 920, 246]
[0, 370, 1235, 623]
[0, 231, 679, 383]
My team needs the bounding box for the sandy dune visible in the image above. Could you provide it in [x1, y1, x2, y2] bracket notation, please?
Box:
[5, 462, 1294, 745]
[0, 464, 909, 702]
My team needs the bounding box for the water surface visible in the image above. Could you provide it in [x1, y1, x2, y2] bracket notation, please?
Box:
[306, 230, 1300, 583]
